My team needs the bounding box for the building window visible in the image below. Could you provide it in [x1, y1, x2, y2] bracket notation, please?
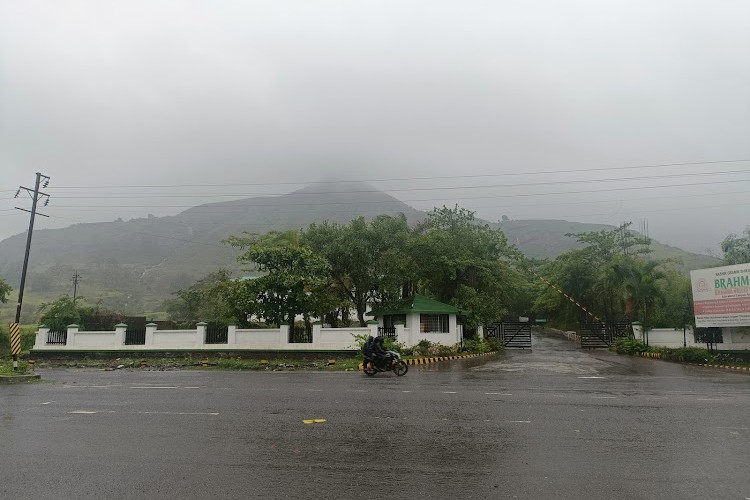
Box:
[420, 314, 449, 333]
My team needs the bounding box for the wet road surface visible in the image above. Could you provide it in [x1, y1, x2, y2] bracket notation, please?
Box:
[1, 330, 748, 499]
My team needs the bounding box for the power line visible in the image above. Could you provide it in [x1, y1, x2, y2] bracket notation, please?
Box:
[42, 177, 750, 209]
[46, 158, 750, 189]
[42, 169, 750, 198]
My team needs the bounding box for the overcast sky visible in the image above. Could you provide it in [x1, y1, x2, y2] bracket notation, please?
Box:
[1, 0, 748, 255]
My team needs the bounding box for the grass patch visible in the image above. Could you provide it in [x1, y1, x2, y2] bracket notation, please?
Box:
[0, 360, 32, 375]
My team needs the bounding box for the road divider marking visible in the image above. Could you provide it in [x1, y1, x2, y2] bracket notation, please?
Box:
[509, 420, 531, 423]
[578, 376, 605, 379]
[136, 411, 219, 416]
[41, 401, 54, 405]
[130, 386, 179, 389]
[442, 391, 457, 394]
[69, 411, 97, 414]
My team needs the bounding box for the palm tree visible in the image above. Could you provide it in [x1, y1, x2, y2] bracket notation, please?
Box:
[622, 259, 667, 345]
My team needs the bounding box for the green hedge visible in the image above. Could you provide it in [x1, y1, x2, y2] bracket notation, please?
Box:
[0, 324, 37, 357]
[612, 337, 749, 367]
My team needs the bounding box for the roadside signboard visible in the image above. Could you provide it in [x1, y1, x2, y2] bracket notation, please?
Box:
[690, 263, 750, 327]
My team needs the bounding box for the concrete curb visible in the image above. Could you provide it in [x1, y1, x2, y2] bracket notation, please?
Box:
[359, 351, 499, 370]
[0, 374, 41, 384]
[633, 352, 750, 373]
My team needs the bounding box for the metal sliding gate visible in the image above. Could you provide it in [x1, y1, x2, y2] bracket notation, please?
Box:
[124, 316, 147, 345]
[580, 321, 631, 348]
[485, 322, 532, 349]
[501, 322, 532, 349]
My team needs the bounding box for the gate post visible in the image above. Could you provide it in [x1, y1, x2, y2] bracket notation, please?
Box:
[66, 324, 79, 348]
[227, 324, 237, 345]
[196, 322, 207, 347]
[279, 323, 290, 344]
[35, 325, 49, 349]
[145, 323, 157, 345]
[477, 325, 484, 340]
[115, 323, 127, 346]
[367, 320, 379, 338]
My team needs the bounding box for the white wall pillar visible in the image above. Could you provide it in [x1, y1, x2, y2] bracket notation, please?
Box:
[280, 324, 290, 344]
[449, 315, 458, 344]
[196, 322, 207, 347]
[227, 324, 237, 345]
[477, 325, 484, 340]
[115, 323, 127, 346]
[312, 322, 322, 346]
[145, 323, 157, 345]
[367, 321, 379, 338]
[35, 326, 49, 349]
[66, 324, 79, 347]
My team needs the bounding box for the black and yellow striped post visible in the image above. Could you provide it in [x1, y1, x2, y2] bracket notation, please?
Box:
[9, 322, 22, 370]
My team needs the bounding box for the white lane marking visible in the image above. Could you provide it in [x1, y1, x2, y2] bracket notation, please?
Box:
[578, 376, 605, 379]
[41, 401, 54, 405]
[402, 390, 412, 393]
[182, 386, 201, 389]
[442, 391, 457, 394]
[69, 411, 97, 414]
[136, 411, 219, 416]
[130, 386, 179, 389]
[509, 420, 531, 423]
[485, 392, 512, 395]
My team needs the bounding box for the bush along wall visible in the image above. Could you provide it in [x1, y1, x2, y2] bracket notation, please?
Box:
[611, 338, 750, 370]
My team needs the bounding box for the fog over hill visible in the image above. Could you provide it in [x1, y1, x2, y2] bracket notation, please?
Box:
[0, 184, 717, 321]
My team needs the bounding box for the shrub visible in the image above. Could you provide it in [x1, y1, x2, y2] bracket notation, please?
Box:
[613, 337, 650, 355]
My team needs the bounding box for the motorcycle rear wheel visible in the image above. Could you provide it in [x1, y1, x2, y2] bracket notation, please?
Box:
[363, 362, 377, 376]
[393, 361, 408, 376]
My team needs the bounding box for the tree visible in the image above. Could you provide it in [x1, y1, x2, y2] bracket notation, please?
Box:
[163, 269, 234, 324]
[0, 278, 11, 303]
[303, 214, 416, 326]
[38, 295, 82, 332]
[410, 206, 528, 327]
[621, 259, 667, 343]
[226, 230, 331, 327]
[721, 227, 750, 265]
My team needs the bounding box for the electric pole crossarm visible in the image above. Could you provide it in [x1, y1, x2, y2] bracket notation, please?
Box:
[14, 207, 49, 217]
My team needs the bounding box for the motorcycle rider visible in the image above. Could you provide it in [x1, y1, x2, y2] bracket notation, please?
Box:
[371, 336, 391, 371]
[362, 336, 375, 370]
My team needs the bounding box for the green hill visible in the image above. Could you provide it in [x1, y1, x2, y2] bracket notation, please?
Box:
[0, 184, 718, 322]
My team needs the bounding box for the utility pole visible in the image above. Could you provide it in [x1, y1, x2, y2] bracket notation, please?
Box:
[72, 271, 81, 304]
[10, 172, 50, 370]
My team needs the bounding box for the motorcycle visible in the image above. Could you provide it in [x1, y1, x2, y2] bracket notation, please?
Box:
[363, 350, 408, 376]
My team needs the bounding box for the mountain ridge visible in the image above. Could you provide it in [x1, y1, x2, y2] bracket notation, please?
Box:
[0, 184, 719, 321]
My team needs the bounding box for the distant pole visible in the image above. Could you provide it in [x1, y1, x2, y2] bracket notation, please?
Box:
[72, 271, 81, 304]
[11, 172, 50, 370]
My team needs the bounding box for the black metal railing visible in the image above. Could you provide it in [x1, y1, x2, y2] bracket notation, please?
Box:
[124, 326, 146, 345]
[378, 326, 396, 338]
[205, 323, 229, 344]
[46, 329, 68, 345]
[289, 325, 312, 343]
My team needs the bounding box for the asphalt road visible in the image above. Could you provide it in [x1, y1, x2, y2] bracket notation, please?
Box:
[1, 330, 748, 499]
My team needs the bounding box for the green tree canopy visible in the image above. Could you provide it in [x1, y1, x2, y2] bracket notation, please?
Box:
[721, 227, 750, 265]
[226, 230, 331, 326]
[411, 206, 529, 327]
[0, 278, 11, 303]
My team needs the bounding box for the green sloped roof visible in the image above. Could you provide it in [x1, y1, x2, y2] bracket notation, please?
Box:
[367, 294, 458, 317]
